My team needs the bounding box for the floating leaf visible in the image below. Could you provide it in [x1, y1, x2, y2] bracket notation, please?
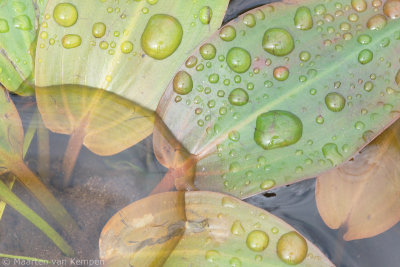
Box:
[316, 119, 400, 241]
[0, 0, 47, 95]
[99, 191, 333, 266]
[0, 86, 78, 233]
[154, 0, 400, 198]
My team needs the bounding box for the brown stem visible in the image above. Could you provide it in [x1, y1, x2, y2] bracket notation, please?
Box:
[11, 161, 79, 234]
[62, 127, 86, 188]
[37, 126, 50, 182]
[150, 170, 176, 195]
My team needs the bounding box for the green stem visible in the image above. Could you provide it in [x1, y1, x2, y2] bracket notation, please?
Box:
[10, 161, 80, 234]
[0, 180, 74, 256]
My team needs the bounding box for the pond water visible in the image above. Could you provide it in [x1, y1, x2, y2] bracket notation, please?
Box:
[1, 0, 399, 266]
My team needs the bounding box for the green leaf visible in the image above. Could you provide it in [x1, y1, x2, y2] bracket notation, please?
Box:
[316, 119, 400, 241]
[0, 86, 79, 234]
[0, 0, 47, 95]
[0, 179, 73, 256]
[35, 0, 229, 109]
[99, 191, 333, 266]
[154, 0, 400, 198]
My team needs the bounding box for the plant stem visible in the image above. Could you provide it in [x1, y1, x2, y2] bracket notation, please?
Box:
[10, 161, 79, 234]
[0, 253, 50, 263]
[37, 126, 50, 182]
[0, 180, 74, 256]
[150, 170, 176, 195]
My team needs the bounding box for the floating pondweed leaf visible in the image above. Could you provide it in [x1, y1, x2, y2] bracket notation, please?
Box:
[0, 0, 47, 95]
[99, 191, 333, 266]
[316, 120, 400, 241]
[36, 0, 229, 184]
[154, 0, 400, 198]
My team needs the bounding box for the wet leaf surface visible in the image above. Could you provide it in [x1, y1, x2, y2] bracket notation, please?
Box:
[316, 119, 400, 241]
[154, 0, 400, 198]
[0, 0, 47, 95]
[99, 191, 334, 266]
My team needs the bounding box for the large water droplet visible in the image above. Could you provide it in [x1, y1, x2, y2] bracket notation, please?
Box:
[254, 110, 303, 150]
[262, 28, 294, 56]
[351, 0, 367, 12]
[231, 220, 245, 235]
[294, 7, 313, 30]
[246, 230, 269, 252]
[13, 15, 32, 31]
[141, 14, 183, 60]
[367, 14, 387, 30]
[0, 19, 9, 33]
[121, 41, 133, 54]
[325, 92, 346, 112]
[228, 88, 249, 106]
[200, 43, 216, 60]
[173, 71, 193, 95]
[219, 25, 236, 42]
[384, 0, 400, 19]
[226, 47, 251, 73]
[322, 143, 343, 165]
[199, 6, 212, 24]
[358, 49, 373, 64]
[53, 3, 78, 27]
[273, 66, 289, 81]
[92, 22, 106, 38]
[62, 34, 81, 49]
[277, 231, 308, 265]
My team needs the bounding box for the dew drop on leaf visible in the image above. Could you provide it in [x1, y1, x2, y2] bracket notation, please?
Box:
[226, 47, 251, 73]
[173, 71, 193, 95]
[351, 0, 367, 12]
[322, 143, 343, 165]
[199, 6, 212, 24]
[62, 34, 82, 49]
[13, 15, 32, 31]
[299, 51, 311, 62]
[277, 231, 308, 265]
[325, 92, 346, 112]
[92, 22, 106, 38]
[383, 0, 400, 19]
[395, 69, 400, 85]
[205, 250, 220, 262]
[246, 230, 269, 252]
[185, 56, 198, 68]
[273, 66, 289, 81]
[262, 28, 294, 56]
[254, 110, 303, 150]
[260, 179, 275, 190]
[0, 19, 9, 33]
[229, 257, 242, 267]
[120, 41, 133, 54]
[231, 220, 245, 235]
[141, 14, 183, 60]
[219, 25, 236, 42]
[358, 49, 373, 64]
[357, 34, 372, 44]
[228, 88, 249, 106]
[200, 43, 216, 60]
[243, 13, 256, 27]
[294, 6, 313, 30]
[367, 14, 387, 30]
[53, 3, 78, 27]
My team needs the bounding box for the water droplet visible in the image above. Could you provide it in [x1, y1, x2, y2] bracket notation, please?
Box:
[273, 66, 289, 81]
[0, 19, 9, 33]
[316, 115, 324, 124]
[260, 180, 275, 190]
[121, 41, 133, 54]
[367, 14, 387, 30]
[228, 131, 240, 142]
[200, 43, 216, 60]
[62, 34, 81, 49]
[13, 15, 32, 31]
[228, 88, 249, 106]
[147, 0, 158, 4]
[357, 34, 372, 44]
[255, 255, 263, 262]
[294, 6, 313, 30]
[384, 0, 400, 19]
[322, 143, 343, 165]
[364, 81, 374, 91]
[358, 49, 373, 64]
[395, 69, 400, 85]
[229, 161, 240, 172]
[277, 231, 308, 265]
[355, 121, 365, 130]
[100, 41, 108, 50]
[254, 110, 303, 150]
[53, 3, 78, 27]
[325, 92, 345, 112]
[262, 28, 294, 57]
[219, 25, 236, 42]
[351, 0, 367, 12]
[199, 6, 212, 24]
[185, 56, 197, 69]
[243, 14, 256, 27]
[231, 220, 245, 235]
[229, 257, 242, 267]
[172, 71, 193, 95]
[314, 4, 327, 15]
[92, 22, 106, 38]
[208, 73, 219, 83]
[141, 14, 183, 60]
[246, 230, 269, 252]
[226, 47, 251, 74]
[299, 51, 311, 62]
[222, 196, 237, 208]
[205, 250, 220, 262]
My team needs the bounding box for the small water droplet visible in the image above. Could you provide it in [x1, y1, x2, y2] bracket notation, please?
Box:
[231, 220, 245, 235]
[205, 250, 220, 262]
[226, 47, 251, 73]
[322, 143, 343, 165]
[273, 66, 289, 81]
[299, 51, 311, 62]
[121, 41, 133, 54]
[325, 92, 346, 112]
[62, 34, 82, 49]
[254, 110, 303, 150]
[316, 115, 324, 124]
[246, 230, 269, 252]
[141, 14, 183, 60]
[53, 3, 78, 27]
[219, 25, 236, 42]
[92, 22, 106, 38]
[294, 6, 313, 30]
[364, 81, 374, 91]
[357, 34, 372, 44]
[200, 43, 216, 60]
[13, 15, 32, 31]
[208, 73, 219, 83]
[228, 88, 249, 106]
[277, 231, 308, 265]
[314, 4, 327, 15]
[228, 131, 240, 142]
[185, 56, 197, 68]
[367, 14, 387, 30]
[355, 121, 365, 130]
[229, 162, 240, 172]
[173, 71, 193, 95]
[358, 49, 373, 64]
[351, 0, 367, 12]
[0, 19, 9, 33]
[260, 180, 275, 190]
[243, 13, 256, 27]
[198, 6, 212, 25]
[222, 196, 237, 208]
[229, 257, 242, 267]
[262, 28, 294, 57]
